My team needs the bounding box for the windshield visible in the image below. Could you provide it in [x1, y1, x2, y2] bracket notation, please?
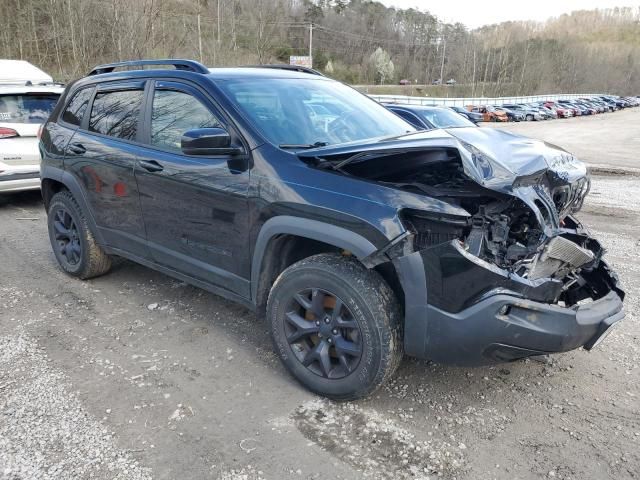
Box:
[416, 108, 475, 129]
[217, 77, 414, 147]
[0, 93, 59, 124]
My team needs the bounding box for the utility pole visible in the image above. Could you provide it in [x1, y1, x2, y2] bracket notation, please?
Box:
[197, 13, 203, 63]
[439, 35, 446, 84]
[217, 0, 221, 44]
[309, 23, 313, 68]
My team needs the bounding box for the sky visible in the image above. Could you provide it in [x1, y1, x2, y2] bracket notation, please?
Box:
[379, 0, 640, 28]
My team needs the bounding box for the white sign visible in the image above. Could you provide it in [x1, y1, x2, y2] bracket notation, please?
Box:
[289, 56, 312, 68]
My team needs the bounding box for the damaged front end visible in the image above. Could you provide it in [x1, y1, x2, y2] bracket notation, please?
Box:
[303, 128, 625, 363]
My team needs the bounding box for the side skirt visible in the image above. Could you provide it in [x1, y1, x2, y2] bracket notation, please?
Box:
[103, 246, 257, 312]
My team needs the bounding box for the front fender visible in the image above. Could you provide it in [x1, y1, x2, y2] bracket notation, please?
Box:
[250, 215, 379, 304]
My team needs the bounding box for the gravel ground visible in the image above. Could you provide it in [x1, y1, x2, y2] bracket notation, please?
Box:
[1, 115, 639, 479]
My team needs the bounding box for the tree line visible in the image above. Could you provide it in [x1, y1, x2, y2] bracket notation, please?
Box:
[1, 0, 639, 95]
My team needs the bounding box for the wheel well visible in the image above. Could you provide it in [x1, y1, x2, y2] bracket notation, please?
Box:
[255, 235, 339, 316]
[255, 234, 405, 318]
[41, 179, 67, 210]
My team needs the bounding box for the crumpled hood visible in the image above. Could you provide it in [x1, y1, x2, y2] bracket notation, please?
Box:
[299, 127, 588, 191]
[443, 127, 588, 191]
[299, 127, 590, 234]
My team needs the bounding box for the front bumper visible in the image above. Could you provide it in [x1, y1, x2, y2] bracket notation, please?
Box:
[396, 235, 625, 365]
[421, 288, 623, 365]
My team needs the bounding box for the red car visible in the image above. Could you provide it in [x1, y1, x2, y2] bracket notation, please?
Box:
[544, 102, 573, 118]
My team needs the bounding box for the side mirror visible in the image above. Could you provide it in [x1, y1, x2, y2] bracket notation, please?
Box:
[181, 128, 243, 156]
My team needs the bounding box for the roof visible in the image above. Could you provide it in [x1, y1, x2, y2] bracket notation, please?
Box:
[383, 103, 448, 111]
[0, 60, 54, 84]
[206, 67, 329, 80]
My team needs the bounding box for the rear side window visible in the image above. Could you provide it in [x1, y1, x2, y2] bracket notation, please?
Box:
[393, 110, 422, 128]
[0, 93, 60, 124]
[150, 90, 221, 152]
[88, 89, 143, 140]
[61, 87, 93, 126]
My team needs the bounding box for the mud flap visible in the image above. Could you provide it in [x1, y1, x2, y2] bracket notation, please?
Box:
[393, 251, 429, 358]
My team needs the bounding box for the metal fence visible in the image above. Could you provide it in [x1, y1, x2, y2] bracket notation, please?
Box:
[367, 93, 607, 107]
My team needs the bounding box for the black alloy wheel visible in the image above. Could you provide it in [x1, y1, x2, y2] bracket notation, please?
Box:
[47, 190, 112, 279]
[267, 253, 402, 400]
[284, 288, 362, 379]
[52, 207, 82, 266]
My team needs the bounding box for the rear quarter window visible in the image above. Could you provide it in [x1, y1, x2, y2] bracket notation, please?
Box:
[61, 87, 93, 126]
[88, 89, 143, 140]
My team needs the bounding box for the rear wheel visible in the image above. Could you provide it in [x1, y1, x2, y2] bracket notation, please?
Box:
[526, 114, 534, 121]
[47, 190, 112, 279]
[267, 253, 402, 400]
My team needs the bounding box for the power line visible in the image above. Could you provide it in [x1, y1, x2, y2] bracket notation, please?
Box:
[313, 24, 438, 49]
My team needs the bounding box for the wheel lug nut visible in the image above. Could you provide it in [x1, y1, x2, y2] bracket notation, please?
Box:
[327, 338, 332, 344]
[332, 329, 338, 335]
[315, 320, 320, 326]
[324, 317, 330, 324]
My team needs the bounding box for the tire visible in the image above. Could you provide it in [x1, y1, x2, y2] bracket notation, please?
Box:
[267, 253, 402, 400]
[526, 114, 534, 121]
[47, 190, 112, 279]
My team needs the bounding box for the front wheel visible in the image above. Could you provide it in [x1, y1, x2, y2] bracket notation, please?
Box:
[267, 253, 402, 400]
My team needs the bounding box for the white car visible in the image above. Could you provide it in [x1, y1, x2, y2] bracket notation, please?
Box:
[0, 60, 63, 193]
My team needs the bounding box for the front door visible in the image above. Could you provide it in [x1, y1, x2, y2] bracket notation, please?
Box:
[134, 81, 251, 298]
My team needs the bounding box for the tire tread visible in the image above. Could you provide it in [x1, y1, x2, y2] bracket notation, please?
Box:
[48, 190, 111, 280]
[268, 253, 403, 400]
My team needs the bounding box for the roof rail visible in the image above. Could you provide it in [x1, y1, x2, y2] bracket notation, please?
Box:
[243, 64, 325, 76]
[88, 59, 209, 76]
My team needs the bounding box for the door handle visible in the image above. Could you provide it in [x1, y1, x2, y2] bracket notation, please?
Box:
[67, 142, 86, 155]
[138, 159, 164, 173]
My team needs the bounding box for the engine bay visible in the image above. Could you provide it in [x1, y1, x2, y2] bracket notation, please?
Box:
[327, 148, 610, 306]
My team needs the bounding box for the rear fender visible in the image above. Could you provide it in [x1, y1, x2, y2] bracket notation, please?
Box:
[40, 165, 106, 245]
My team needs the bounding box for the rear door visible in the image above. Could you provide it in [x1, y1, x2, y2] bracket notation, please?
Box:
[134, 80, 251, 297]
[64, 81, 148, 257]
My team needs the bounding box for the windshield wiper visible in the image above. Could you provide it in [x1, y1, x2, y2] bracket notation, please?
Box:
[279, 141, 329, 149]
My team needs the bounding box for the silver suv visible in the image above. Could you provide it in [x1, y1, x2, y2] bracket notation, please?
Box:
[0, 60, 63, 193]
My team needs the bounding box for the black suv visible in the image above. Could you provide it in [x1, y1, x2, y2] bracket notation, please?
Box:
[40, 60, 625, 400]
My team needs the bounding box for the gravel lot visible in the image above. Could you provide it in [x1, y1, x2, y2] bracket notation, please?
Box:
[488, 107, 640, 172]
[1, 112, 639, 480]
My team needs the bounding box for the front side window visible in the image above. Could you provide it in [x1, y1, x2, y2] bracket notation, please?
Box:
[0, 93, 59, 124]
[61, 87, 93, 126]
[150, 89, 221, 153]
[88, 89, 143, 140]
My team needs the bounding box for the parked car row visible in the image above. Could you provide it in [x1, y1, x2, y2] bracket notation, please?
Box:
[383, 93, 639, 132]
[464, 95, 639, 123]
